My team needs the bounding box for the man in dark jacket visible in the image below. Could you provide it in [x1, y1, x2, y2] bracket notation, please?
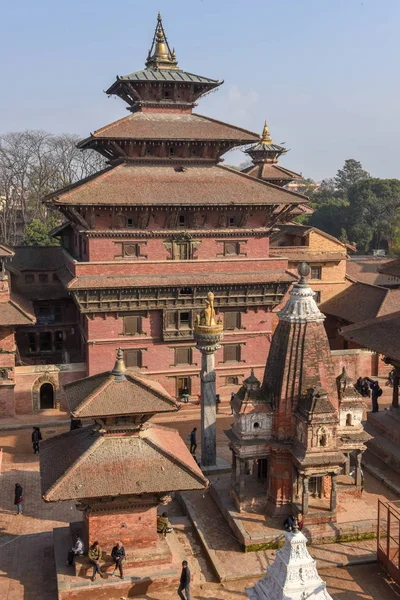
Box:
[32, 427, 42, 454]
[111, 541, 125, 580]
[189, 428, 197, 454]
[178, 560, 190, 600]
[370, 380, 382, 413]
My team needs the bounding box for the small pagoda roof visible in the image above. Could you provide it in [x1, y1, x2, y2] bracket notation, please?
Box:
[44, 163, 309, 208]
[78, 112, 258, 145]
[242, 163, 302, 182]
[65, 269, 297, 291]
[340, 311, 400, 363]
[0, 243, 14, 258]
[297, 387, 337, 422]
[40, 422, 207, 502]
[109, 68, 221, 86]
[65, 352, 179, 418]
[0, 292, 35, 326]
[292, 448, 346, 468]
[320, 281, 400, 324]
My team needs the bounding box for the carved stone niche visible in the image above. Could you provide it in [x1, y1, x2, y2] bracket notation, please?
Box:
[0, 367, 13, 381]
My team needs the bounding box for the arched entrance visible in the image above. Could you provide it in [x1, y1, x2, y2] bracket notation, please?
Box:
[40, 383, 54, 409]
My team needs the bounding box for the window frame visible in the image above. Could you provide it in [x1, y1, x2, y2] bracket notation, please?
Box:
[223, 310, 241, 331]
[123, 315, 143, 336]
[175, 346, 192, 366]
[123, 348, 143, 368]
[311, 266, 322, 280]
[24, 274, 34, 284]
[223, 343, 241, 363]
[38, 273, 49, 284]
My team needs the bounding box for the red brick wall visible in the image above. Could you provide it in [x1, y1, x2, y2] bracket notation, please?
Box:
[331, 349, 384, 379]
[0, 327, 16, 417]
[85, 505, 158, 551]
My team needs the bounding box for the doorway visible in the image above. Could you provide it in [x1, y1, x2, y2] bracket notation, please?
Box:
[40, 383, 54, 409]
[176, 376, 191, 398]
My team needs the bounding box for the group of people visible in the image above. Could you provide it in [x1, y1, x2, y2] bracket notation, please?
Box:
[67, 535, 126, 581]
[355, 377, 383, 413]
[284, 512, 304, 532]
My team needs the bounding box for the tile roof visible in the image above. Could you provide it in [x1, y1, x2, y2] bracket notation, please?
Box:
[44, 163, 309, 207]
[340, 311, 400, 362]
[65, 370, 179, 418]
[40, 423, 207, 501]
[378, 257, 400, 279]
[292, 449, 346, 467]
[0, 292, 35, 326]
[67, 269, 297, 290]
[242, 163, 302, 182]
[270, 224, 353, 250]
[347, 258, 400, 286]
[320, 282, 400, 324]
[0, 244, 14, 258]
[111, 68, 220, 85]
[270, 251, 345, 263]
[10, 246, 64, 272]
[79, 112, 259, 144]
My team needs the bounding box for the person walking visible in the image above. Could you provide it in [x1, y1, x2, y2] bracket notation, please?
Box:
[111, 541, 125, 580]
[370, 380, 382, 413]
[215, 394, 221, 414]
[189, 427, 197, 454]
[14, 483, 23, 515]
[31, 426, 42, 454]
[177, 560, 191, 600]
[67, 534, 84, 565]
[88, 540, 104, 581]
[230, 391, 235, 415]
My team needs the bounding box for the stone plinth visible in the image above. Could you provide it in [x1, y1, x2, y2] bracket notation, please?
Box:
[193, 325, 223, 468]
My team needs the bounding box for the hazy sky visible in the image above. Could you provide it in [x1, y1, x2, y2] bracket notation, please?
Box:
[1, 0, 399, 181]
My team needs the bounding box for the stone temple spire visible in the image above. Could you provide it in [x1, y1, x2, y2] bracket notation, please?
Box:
[145, 13, 179, 70]
[246, 526, 333, 599]
[278, 262, 325, 324]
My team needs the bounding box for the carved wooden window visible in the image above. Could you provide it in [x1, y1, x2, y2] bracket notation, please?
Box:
[224, 242, 240, 256]
[123, 243, 140, 258]
[124, 349, 142, 368]
[224, 311, 240, 330]
[168, 146, 176, 156]
[226, 376, 239, 385]
[179, 311, 191, 329]
[126, 218, 134, 228]
[39, 332, 52, 352]
[176, 242, 190, 260]
[224, 344, 241, 362]
[178, 214, 187, 228]
[39, 274, 48, 283]
[311, 266, 322, 280]
[165, 311, 177, 330]
[229, 216, 237, 227]
[27, 332, 37, 353]
[25, 274, 34, 284]
[175, 347, 192, 366]
[123, 316, 142, 335]
[54, 331, 63, 351]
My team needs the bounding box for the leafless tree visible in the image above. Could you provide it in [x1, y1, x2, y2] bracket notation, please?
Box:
[0, 130, 106, 245]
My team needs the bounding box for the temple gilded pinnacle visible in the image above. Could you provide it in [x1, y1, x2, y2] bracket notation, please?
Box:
[145, 12, 179, 70]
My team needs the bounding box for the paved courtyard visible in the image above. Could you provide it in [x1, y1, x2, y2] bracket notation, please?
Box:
[0, 415, 399, 599]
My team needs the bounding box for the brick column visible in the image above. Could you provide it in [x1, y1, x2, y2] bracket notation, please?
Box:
[302, 476, 309, 515]
[330, 474, 337, 512]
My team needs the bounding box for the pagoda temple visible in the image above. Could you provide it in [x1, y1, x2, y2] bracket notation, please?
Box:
[40, 349, 207, 588]
[227, 263, 369, 520]
[242, 121, 303, 188]
[38, 13, 310, 401]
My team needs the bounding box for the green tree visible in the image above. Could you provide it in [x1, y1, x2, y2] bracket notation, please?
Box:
[308, 198, 350, 239]
[20, 216, 60, 246]
[334, 159, 370, 196]
[347, 178, 400, 253]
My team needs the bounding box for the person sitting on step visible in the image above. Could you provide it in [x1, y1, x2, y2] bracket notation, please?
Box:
[157, 511, 173, 536]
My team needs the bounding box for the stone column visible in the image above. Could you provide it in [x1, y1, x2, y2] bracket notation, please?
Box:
[193, 292, 223, 469]
[355, 451, 363, 489]
[302, 476, 309, 515]
[231, 453, 237, 487]
[392, 369, 400, 409]
[344, 453, 350, 476]
[239, 458, 246, 506]
[330, 474, 337, 512]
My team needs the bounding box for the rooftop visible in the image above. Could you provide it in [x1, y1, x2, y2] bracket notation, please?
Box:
[242, 163, 302, 182]
[0, 292, 35, 326]
[78, 112, 258, 144]
[340, 311, 400, 362]
[40, 422, 207, 501]
[320, 282, 400, 324]
[9, 246, 64, 272]
[378, 257, 400, 279]
[44, 163, 309, 208]
[347, 257, 400, 287]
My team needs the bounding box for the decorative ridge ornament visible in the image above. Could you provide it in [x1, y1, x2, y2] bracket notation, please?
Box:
[246, 527, 334, 599]
[261, 120, 273, 145]
[278, 262, 325, 324]
[111, 347, 127, 381]
[145, 13, 179, 70]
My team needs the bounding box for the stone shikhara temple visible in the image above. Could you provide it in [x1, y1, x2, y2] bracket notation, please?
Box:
[40, 349, 207, 595]
[228, 263, 370, 521]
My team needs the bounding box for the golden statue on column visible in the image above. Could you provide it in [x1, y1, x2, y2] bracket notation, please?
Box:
[195, 291, 223, 334]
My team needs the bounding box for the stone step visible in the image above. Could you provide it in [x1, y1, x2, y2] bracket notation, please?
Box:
[362, 450, 400, 496]
[364, 425, 400, 471]
[366, 410, 400, 445]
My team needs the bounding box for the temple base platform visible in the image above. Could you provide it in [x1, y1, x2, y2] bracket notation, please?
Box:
[180, 474, 378, 556]
[53, 524, 185, 599]
[201, 455, 231, 476]
[363, 408, 400, 495]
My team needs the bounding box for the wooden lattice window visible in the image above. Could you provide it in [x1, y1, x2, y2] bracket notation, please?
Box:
[223, 344, 241, 362]
[123, 316, 142, 335]
[224, 311, 240, 330]
[175, 347, 192, 365]
[311, 266, 322, 280]
[124, 349, 142, 368]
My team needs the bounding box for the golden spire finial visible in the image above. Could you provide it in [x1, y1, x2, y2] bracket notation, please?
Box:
[145, 13, 179, 70]
[261, 120, 273, 145]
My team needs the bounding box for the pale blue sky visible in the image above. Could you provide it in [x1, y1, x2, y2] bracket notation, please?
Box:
[1, 0, 399, 180]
